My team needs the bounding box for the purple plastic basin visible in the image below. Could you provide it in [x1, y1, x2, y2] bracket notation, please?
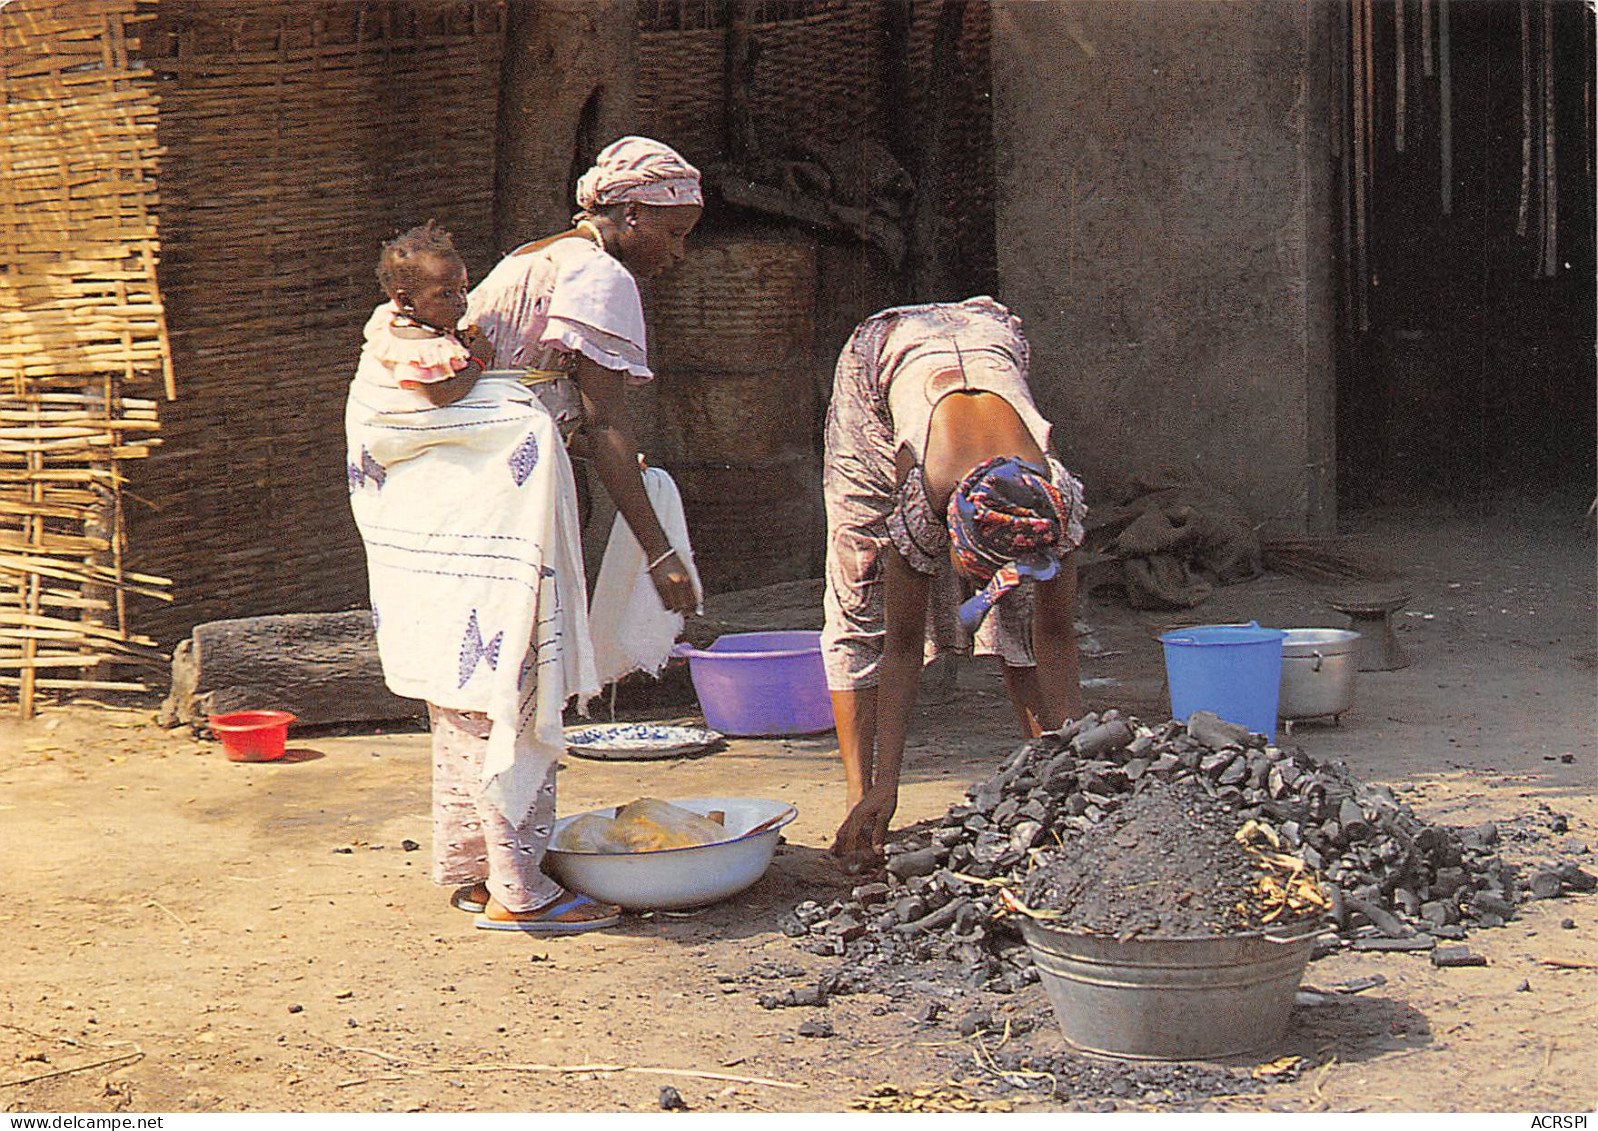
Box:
[673, 631, 834, 737]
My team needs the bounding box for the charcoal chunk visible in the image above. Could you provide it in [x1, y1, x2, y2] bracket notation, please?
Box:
[659, 1086, 689, 1111]
[890, 896, 926, 925]
[886, 847, 942, 880]
[1471, 892, 1516, 919]
[1352, 935, 1435, 952]
[1528, 870, 1564, 900]
[1339, 798, 1372, 841]
[1420, 901, 1457, 926]
[851, 882, 891, 906]
[1186, 710, 1253, 749]
[1556, 864, 1598, 892]
[1018, 799, 1050, 824]
[956, 1011, 994, 1037]
[1431, 946, 1487, 968]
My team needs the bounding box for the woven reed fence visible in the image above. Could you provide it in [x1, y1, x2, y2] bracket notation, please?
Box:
[637, 0, 890, 169]
[0, 0, 174, 716]
[125, 1, 505, 644]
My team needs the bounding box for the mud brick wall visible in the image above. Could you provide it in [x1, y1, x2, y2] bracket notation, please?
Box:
[991, 0, 1337, 533]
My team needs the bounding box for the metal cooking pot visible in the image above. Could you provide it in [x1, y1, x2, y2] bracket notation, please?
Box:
[1278, 628, 1360, 722]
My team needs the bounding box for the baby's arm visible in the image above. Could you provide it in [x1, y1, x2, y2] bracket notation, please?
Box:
[399, 327, 491, 407]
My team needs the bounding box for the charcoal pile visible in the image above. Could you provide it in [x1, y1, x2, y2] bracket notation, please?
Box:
[1020, 777, 1318, 937]
[782, 709, 1593, 999]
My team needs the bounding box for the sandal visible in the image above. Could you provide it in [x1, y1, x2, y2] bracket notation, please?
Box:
[450, 882, 490, 914]
[474, 891, 622, 934]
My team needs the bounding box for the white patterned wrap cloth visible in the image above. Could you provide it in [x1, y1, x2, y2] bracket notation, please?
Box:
[346, 374, 598, 824]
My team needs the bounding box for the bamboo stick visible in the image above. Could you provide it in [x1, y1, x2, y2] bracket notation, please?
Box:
[1542, 0, 1557, 276]
[0, 554, 172, 588]
[0, 610, 160, 649]
[1338, 0, 1355, 338]
[19, 396, 42, 718]
[0, 676, 148, 692]
[1396, 0, 1407, 153]
[1363, 0, 1376, 187]
[1534, 0, 1546, 274]
[1439, 0, 1452, 215]
[1353, 0, 1371, 331]
[0, 656, 109, 671]
[1518, 0, 1534, 238]
[0, 593, 111, 611]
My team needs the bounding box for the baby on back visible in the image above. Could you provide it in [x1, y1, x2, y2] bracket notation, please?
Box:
[355, 220, 494, 409]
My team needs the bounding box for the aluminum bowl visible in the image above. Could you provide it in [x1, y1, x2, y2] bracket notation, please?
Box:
[544, 797, 798, 911]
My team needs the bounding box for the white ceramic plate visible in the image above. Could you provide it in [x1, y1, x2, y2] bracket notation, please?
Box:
[563, 722, 725, 761]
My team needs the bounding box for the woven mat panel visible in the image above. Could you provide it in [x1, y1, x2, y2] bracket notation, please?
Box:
[640, 1, 840, 32]
[124, 1, 504, 643]
[907, 0, 995, 297]
[637, 2, 888, 168]
[0, 0, 173, 712]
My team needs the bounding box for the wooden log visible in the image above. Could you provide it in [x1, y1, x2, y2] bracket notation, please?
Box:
[158, 611, 423, 729]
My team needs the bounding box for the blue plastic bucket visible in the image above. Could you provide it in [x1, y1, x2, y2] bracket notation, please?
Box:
[1158, 623, 1287, 738]
[673, 631, 834, 737]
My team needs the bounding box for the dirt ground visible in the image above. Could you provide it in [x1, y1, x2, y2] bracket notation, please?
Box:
[1, 503, 1594, 1114]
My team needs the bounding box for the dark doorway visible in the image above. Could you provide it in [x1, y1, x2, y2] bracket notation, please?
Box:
[1336, 0, 1595, 509]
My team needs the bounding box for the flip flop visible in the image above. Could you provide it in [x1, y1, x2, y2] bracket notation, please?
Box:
[450, 883, 490, 914]
[474, 893, 621, 934]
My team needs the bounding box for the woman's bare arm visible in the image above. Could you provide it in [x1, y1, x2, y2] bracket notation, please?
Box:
[574, 355, 696, 613]
[1030, 552, 1083, 729]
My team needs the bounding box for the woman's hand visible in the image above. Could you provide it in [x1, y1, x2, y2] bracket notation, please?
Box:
[647, 549, 697, 614]
[831, 785, 898, 869]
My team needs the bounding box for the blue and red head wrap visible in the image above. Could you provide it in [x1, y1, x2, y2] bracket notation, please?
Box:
[947, 456, 1071, 632]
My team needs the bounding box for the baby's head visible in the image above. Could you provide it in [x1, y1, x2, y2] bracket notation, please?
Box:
[377, 220, 468, 332]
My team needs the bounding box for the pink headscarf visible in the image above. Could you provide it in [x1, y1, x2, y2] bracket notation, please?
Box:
[574, 136, 703, 213]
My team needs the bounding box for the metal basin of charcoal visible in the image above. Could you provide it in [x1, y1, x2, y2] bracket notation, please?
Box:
[1019, 918, 1322, 1061]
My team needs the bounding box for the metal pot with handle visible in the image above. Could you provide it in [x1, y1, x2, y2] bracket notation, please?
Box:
[1278, 628, 1360, 723]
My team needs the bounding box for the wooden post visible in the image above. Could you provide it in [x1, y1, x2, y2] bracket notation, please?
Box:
[907, 0, 966, 303]
[492, 0, 639, 258]
[723, 2, 756, 163]
[492, 0, 642, 573]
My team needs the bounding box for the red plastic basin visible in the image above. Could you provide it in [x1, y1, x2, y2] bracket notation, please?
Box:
[209, 710, 296, 762]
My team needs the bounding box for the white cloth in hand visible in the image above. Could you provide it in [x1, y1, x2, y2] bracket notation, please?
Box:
[589, 466, 703, 687]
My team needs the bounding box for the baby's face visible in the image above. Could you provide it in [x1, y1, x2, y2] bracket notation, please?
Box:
[401, 254, 469, 331]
